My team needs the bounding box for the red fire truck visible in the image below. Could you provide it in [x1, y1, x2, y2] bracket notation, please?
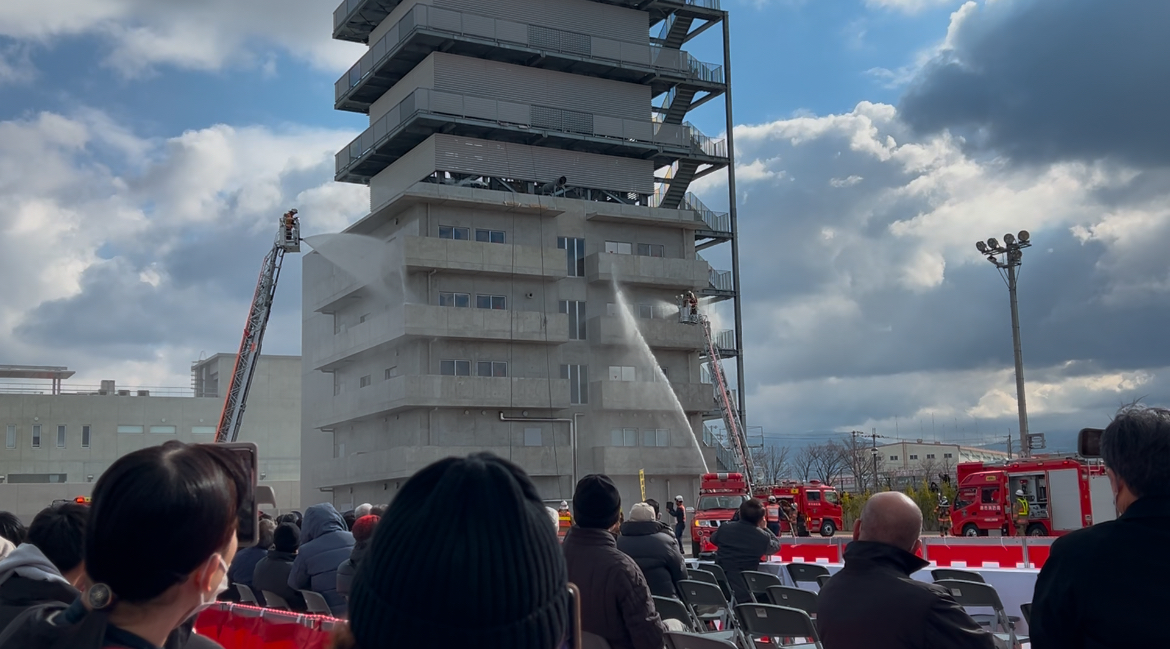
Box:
[950, 457, 1115, 537]
[691, 472, 750, 557]
[756, 480, 844, 537]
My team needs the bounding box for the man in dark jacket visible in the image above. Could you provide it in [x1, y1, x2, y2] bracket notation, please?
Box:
[289, 503, 354, 616]
[711, 498, 780, 604]
[254, 522, 305, 611]
[616, 502, 686, 598]
[1031, 406, 1170, 648]
[226, 518, 274, 604]
[0, 503, 87, 629]
[564, 475, 667, 649]
[817, 492, 992, 649]
[666, 496, 687, 551]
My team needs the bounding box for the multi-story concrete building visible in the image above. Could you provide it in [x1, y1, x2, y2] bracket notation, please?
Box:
[0, 356, 301, 523]
[303, 0, 743, 509]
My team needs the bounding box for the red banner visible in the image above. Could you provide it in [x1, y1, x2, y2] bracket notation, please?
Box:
[196, 604, 336, 649]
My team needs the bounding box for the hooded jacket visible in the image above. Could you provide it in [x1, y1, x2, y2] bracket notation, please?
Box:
[816, 541, 993, 649]
[563, 527, 666, 649]
[0, 544, 78, 631]
[615, 521, 686, 598]
[253, 550, 306, 612]
[335, 542, 368, 599]
[288, 503, 354, 616]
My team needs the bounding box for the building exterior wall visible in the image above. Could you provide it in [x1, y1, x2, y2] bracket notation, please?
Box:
[313, 0, 730, 512]
[0, 355, 302, 523]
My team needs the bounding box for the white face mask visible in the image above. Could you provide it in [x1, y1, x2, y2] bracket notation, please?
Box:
[188, 554, 229, 618]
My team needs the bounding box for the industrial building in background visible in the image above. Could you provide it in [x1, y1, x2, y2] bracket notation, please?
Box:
[303, 0, 744, 509]
[0, 356, 301, 523]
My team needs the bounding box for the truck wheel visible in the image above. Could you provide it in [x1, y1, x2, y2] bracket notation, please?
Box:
[691, 541, 701, 558]
[1026, 524, 1047, 537]
[962, 524, 980, 537]
[820, 520, 836, 537]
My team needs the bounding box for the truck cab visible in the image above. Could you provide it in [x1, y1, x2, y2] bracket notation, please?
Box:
[691, 472, 749, 558]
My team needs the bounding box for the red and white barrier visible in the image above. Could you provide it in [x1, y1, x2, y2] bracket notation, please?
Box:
[195, 603, 338, 649]
[771, 536, 1054, 569]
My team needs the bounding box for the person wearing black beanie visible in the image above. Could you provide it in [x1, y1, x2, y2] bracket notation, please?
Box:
[341, 453, 570, 649]
[563, 475, 667, 649]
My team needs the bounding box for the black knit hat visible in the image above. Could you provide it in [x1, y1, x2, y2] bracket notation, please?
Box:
[573, 474, 621, 529]
[349, 453, 569, 649]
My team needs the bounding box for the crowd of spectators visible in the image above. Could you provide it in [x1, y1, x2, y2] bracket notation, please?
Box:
[0, 404, 1165, 648]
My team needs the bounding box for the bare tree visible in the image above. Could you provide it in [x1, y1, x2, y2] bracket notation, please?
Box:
[811, 440, 848, 485]
[793, 445, 818, 482]
[751, 445, 792, 484]
[842, 433, 881, 493]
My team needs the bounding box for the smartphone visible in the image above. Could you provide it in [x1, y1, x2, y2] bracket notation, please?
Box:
[220, 442, 260, 547]
[1078, 428, 1104, 459]
[563, 583, 582, 649]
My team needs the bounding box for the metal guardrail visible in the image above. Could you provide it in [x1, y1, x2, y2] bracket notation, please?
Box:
[713, 329, 735, 350]
[0, 382, 195, 397]
[336, 87, 727, 175]
[709, 269, 734, 292]
[332, 0, 367, 30]
[336, 5, 723, 103]
[680, 192, 730, 232]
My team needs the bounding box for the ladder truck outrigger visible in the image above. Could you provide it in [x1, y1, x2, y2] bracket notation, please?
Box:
[215, 209, 302, 444]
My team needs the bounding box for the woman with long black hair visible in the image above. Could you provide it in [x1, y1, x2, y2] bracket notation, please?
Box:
[0, 441, 251, 649]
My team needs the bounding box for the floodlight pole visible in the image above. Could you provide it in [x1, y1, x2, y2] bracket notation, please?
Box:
[1006, 261, 1030, 458]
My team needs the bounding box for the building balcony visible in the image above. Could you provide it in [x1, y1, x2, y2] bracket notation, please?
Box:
[312, 306, 568, 372]
[307, 235, 565, 313]
[333, 0, 403, 43]
[585, 252, 709, 290]
[335, 88, 727, 184]
[588, 380, 712, 413]
[313, 444, 572, 487]
[335, 5, 724, 113]
[587, 315, 705, 351]
[584, 201, 708, 231]
[590, 446, 709, 477]
[313, 375, 571, 429]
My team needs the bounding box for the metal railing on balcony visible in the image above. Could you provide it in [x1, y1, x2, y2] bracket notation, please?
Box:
[336, 87, 726, 175]
[336, 4, 723, 104]
[704, 425, 743, 472]
[680, 192, 730, 232]
[709, 268, 734, 292]
[713, 328, 736, 351]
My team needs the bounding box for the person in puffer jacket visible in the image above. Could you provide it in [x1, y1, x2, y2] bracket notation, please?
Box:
[289, 503, 354, 616]
[616, 503, 686, 598]
[336, 515, 379, 600]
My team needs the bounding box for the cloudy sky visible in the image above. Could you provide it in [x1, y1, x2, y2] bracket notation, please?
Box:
[1, 0, 1165, 451]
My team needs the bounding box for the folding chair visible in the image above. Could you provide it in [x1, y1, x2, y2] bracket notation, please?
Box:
[676, 580, 735, 631]
[735, 603, 823, 649]
[765, 586, 818, 619]
[931, 568, 985, 583]
[1020, 603, 1032, 626]
[688, 569, 721, 591]
[815, 574, 831, 588]
[299, 589, 333, 616]
[741, 570, 784, 603]
[697, 562, 734, 602]
[235, 583, 259, 605]
[663, 632, 738, 649]
[936, 580, 1028, 649]
[785, 563, 830, 588]
[654, 596, 701, 632]
[261, 590, 291, 610]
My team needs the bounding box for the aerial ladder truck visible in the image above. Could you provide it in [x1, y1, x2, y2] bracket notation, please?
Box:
[678, 291, 754, 487]
[215, 210, 301, 444]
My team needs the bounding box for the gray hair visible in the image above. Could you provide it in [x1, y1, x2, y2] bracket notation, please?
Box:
[1103, 405, 1170, 498]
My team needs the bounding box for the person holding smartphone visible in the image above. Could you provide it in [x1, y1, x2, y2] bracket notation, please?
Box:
[330, 453, 575, 649]
[0, 441, 252, 649]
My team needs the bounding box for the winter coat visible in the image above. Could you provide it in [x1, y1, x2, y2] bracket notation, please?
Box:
[253, 550, 306, 612]
[710, 520, 780, 603]
[1031, 496, 1170, 649]
[816, 541, 993, 649]
[616, 521, 686, 598]
[563, 527, 666, 649]
[0, 544, 78, 631]
[226, 545, 267, 591]
[0, 598, 223, 649]
[335, 542, 368, 599]
[288, 503, 354, 617]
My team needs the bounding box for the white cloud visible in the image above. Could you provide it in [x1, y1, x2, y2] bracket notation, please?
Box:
[865, 0, 963, 14]
[0, 109, 368, 387]
[0, 1, 364, 77]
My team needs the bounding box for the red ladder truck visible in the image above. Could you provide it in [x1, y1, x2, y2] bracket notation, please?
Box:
[949, 456, 1115, 537]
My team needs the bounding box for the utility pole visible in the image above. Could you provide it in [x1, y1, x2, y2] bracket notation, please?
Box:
[1007, 433, 1013, 460]
[976, 230, 1033, 458]
[871, 431, 879, 493]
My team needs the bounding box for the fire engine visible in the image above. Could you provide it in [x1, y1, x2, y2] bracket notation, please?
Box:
[755, 480, 844, 537]
[950, 457, 1115, 537]
[691, 472, 750, 558]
